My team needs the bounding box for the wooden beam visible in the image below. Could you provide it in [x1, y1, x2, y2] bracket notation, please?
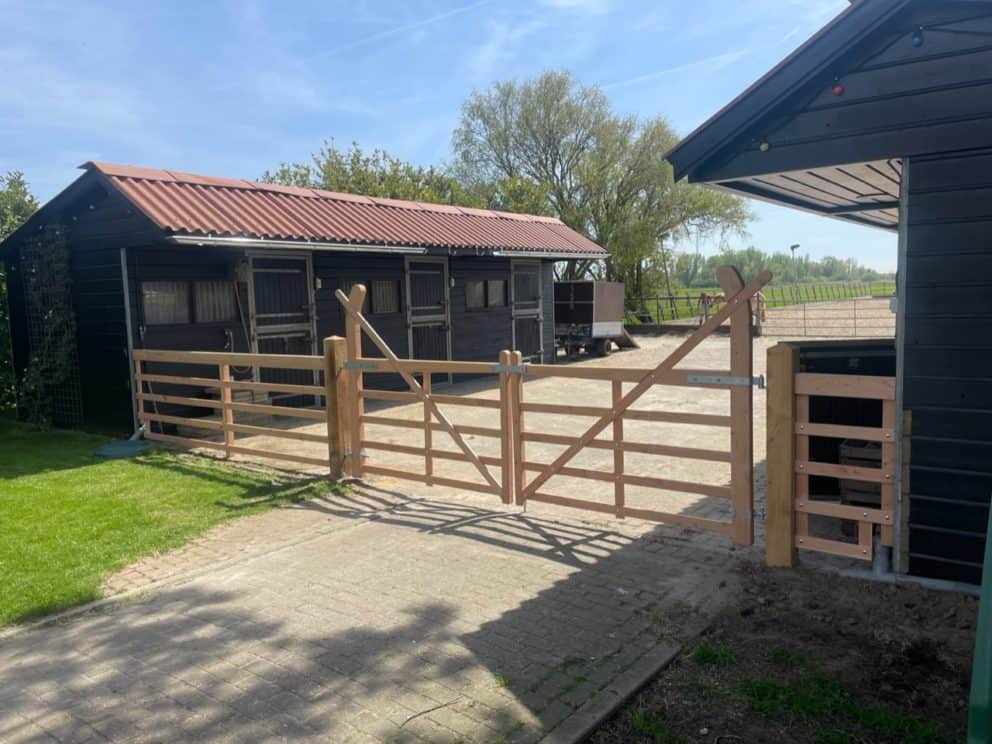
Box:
[345, 284, 366, 478]
[795, 372, 896, 400]
[765, 343, 799, 567]
[324, 336, 346, 479]
[133, 348, 322, 371]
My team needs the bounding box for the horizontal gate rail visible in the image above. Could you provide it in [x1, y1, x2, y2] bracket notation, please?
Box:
[133, 348, 333, 472]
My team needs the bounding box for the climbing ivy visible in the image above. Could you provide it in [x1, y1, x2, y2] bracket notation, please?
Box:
[18, 224, 79, 427]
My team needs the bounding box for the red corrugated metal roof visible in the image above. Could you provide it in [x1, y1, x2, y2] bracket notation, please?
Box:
[84, 162, 606, 257]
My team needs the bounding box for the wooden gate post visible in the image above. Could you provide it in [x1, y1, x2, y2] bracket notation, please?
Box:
[345, 284, 367, 478]
[323, 336, 348, 479]
[511, 350, 526, 506]
[765, 343, 799, 567]
[718, 266, 754, 546]
[220, 363, 234, 458]
[498, 349, 513, 505]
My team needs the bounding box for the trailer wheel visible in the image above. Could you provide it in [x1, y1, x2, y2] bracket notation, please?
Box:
[594, 338, 612, 357]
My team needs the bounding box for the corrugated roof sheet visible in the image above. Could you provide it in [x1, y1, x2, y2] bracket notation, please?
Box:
[84, 162, 607, 257]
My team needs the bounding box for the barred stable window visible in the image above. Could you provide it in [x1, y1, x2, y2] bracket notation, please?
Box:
[466, 280, 486, 309]
[195, 281, 237, 323]
[487, 280, 507, 307]
[370, 280, 401, 314]
[142, 281, 191, 325]
[513, 268, 540, 303]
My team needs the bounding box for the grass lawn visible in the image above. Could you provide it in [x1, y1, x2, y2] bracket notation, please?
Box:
[0, 418, 338, 627]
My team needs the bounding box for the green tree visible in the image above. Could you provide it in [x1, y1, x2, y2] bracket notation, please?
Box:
[263, 140, 483, 207]
[0, 172, 39, 416]
[451, 70, 750, 295]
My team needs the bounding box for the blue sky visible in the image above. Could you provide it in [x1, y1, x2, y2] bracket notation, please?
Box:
[1, 0, 897, 271]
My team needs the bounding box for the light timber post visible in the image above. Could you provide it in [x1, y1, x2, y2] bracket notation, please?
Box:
[133, 357, 144, 431]
[765, 343, 799, 567]
[498, 349, 512, 505]
[612, 379, 625, 518]
[511, 350, 526, 506]
[718, 266, 754, 546]
[220, 363, 234, 458]
[324, 336, 348, 479]
[345, 284, 367, 478]
[423, 371, 433, 486]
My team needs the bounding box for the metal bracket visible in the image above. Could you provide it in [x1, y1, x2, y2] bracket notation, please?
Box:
[688, 374, 765, 389]
[343, 360, 381, 371]
[491, 363, 528, 374]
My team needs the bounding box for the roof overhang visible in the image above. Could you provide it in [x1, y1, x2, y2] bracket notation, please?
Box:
[713, 159, 901, 231]
[165, 234, 600, 260]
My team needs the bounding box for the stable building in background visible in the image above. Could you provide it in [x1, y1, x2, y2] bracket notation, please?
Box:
[668, 0, 992, 586]
[0, 162, 605, 434]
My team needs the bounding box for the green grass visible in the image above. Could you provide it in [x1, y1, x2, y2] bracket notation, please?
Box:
[628, 708, 677, 743]
[741, 673, 950, 744]
[629, 281, 897, 323]
[691, 641, 736, 667]
[0, 419, 338, 626]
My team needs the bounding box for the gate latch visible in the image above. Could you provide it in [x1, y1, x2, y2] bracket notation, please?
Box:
[687, 374, 765, 389]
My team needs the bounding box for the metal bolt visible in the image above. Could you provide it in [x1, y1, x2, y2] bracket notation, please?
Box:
[884, 474, 891, 480]
[799, 463, 805, 470]
[863, 512, 868, 518]
[862, 549, 868, 555]
[799, 424, 805, 431]
[798, 538, 804, 544]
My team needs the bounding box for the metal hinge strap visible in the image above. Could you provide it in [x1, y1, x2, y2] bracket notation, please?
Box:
[687, 374, 765, 389]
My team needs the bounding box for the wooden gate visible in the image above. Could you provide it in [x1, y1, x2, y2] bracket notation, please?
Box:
[335, 266, 770, 545]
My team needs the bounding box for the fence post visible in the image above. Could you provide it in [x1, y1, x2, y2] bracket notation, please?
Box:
[511, 350, 526, 506]
[612, 379, 625, 518]
[717, 267, 754, 546]
[423, 372, 433, 486]
[220, 363, 234, 458]
[766, 343, 798, 567]
[323, 336, 348, 479]
[498, 349, 513, 505]
[345, 284, 367, 478]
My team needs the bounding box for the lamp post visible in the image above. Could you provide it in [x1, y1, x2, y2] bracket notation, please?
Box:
[790, 243, 800, 263]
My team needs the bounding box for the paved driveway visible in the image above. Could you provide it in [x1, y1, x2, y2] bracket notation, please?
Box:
[1, 481, 745, 743]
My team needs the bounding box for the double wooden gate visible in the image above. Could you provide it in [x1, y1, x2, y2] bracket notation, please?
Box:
[333, 266, 770, 546]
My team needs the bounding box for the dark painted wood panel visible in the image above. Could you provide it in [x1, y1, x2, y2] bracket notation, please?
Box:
[769, 81, 992, 148]
[911, 496, 989, 534]
[905, 143, 992, 584]
[807, 45, 992, 109]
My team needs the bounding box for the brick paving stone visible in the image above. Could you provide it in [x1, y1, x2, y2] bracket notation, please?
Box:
[3, 339, 763, 743]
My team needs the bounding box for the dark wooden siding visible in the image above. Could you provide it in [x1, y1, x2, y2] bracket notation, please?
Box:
[542, 261, 555, 362]
[699, 2, 992, 182]
[449, 257, 512, 361]
[904, 151, 992, 585]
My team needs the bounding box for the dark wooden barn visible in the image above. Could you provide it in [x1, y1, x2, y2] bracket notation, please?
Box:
[668, 0, 992, 586]
[0, 162, 605, 435]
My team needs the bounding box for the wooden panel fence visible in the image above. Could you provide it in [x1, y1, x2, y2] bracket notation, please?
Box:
[766, 342, 897, 565]
[133, 264, 769, 547]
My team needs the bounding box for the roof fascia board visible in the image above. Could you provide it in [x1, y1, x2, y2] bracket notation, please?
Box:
[667, 0, 911, 182]
[166, 235, 603, 261]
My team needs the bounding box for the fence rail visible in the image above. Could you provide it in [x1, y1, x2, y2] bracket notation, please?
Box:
[132, 266, 767, 547]
[631, 281, 895, 324]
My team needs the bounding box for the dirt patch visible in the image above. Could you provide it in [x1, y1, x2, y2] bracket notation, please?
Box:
[589, 566, 976, 743]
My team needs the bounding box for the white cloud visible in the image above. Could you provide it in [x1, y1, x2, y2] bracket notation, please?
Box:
[539, 0, 612, 14]
[603, 49, 749, 91]
[467, 17, 549, 82]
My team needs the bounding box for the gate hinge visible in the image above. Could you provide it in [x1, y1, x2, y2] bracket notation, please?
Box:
[491, 363, 528, 374]
[344, 360, 382, 371]
[688, 374, 765, 389]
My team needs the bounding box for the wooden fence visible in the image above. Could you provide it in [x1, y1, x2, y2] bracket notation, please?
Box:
[134, 264, 769, 547]
[766, 343, 898, 565]
[133, 348, 335, 470]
